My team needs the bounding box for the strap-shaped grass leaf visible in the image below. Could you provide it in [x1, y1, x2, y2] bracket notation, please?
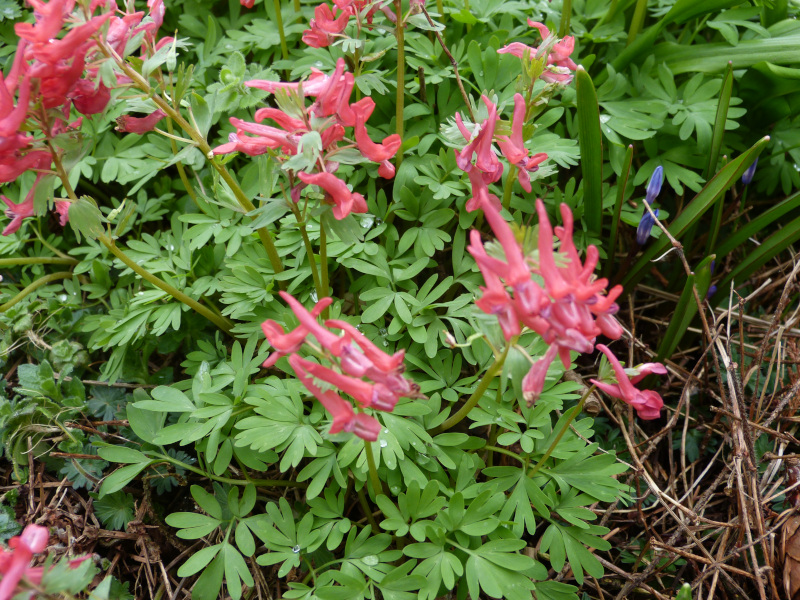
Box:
[705, 62, 734, 180]
[715, 190, 800, 260]
[621, 136, 769, 291]
[656, 256, 714, 362]
[603, 0, 740, 81]
[655, 32, 800, 74]
[576, 67, 603, 236]
[605, 144, 633, 280]
[712, 212, 800, 307]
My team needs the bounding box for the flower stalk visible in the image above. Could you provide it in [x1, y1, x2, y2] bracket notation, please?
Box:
[433, 343, 511, 434]
[394, 0, 405, 166]
[0, 272, 73, 313]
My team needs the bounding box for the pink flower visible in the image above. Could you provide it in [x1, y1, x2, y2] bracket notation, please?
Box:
[352, 98, 401, 177]
[325, 319, 406, 375]
[54, 200, 70, 226]
[289, 355, 382, 441]
[254, 107, 305, 131]
[526, 20, 578, 71]
[522, 344, 558, 406]
[464, 168, 501, 213]
[69, 79, 110, 115]
[313, 3, 352, 33]
[116, 109, 166, 134]
[2, 179, 38, 236]
[277, 292, 344, 352]
[454, 96, 503, 182]
[0, 524, 48, 600]
[292, 356, 400, 411]
[261, 296, 334, 367]
[241, 0, 255, 7]
[591, 345, 665, 420]
[296, 171, 367, 220]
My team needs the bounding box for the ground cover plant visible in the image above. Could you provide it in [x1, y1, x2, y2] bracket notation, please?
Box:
[1, 0, 800, 598]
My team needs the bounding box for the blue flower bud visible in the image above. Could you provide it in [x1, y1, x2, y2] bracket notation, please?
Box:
[636, 208, 658, 246]
[645, 166, 664, 205]
[741, 158, 758, 186]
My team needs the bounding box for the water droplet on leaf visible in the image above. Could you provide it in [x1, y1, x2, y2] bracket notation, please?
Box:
[292, 545, 301, 553]
[379, 439, 388, 448]
[362, 555, 379, 566]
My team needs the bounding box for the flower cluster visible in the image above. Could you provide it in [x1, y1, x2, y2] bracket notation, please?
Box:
[498, 20, 578, 84]
[1, 0, 168, 235]
[455, 94, 548, 206]
[301, 0, 398, 48]
[261, 292, 421, 440]
[214, 58, 401, 219]
[466, 191, 665, 419]
[0, 524, 88, 600]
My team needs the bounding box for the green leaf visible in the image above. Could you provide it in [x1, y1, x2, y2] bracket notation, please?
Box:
[99, 462, 150, 497]
[704, 63, 734, 177]
[97, 446, 149, 464]
[575, 67, 603, 236]
[134, 386, 195, 412]
[68, 196, 105, 242]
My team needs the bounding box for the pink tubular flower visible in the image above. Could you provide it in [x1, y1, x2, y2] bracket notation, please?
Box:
[0, 524, 48, 600]
[241, 0, 255, 6]
[522, 344, 558, 406]
[325, 319, 406, 375]
[296, 171, 367, 220]
[116, 109, 166, 134]
[68, 79, 110, 115]
[313, 3, 352, 33]
[591, 345, 665, 420]
[261, 296, 334, 367]
[1, 176, 41, 236]
[352, 99, 401, 177]
[290, 354, 357, 434]
[54, 200, 70, 226]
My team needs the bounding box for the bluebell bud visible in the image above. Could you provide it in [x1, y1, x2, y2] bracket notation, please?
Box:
[741, 158, 758, 186]
[645, 166, 664, 205]
[636, 208, 658, 246]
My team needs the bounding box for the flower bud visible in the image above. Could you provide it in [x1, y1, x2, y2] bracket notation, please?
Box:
[636, 208, 658, 246]
[645, 166, 663, 204]
[741, 158, 758, 185]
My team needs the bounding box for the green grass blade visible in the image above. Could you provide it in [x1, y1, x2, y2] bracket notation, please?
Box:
[656, 256, 714, 362]
[715, 190, 800, 260]
[705, 62, 733, 180]
[576, 67, 603, 237]
[712, 213, 800, 307]
[605, 145, 633, 280]
[656, 32, 800, 74]
[621, 136, 770, 291]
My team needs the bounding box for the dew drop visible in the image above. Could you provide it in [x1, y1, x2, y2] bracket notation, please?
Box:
[382, 340, 389, 347]
[379, 439, 388, 448]
[362, 555, 379, 566]
[360, 215, 375, 229]
[58, 294, 67, 302]
[378, 327, 387, 336]
[310, 290, 318, 302]
[375, 217, 383, 226]
[292, 545, 301, 553]
[390, 486, 401, 494]
[167, 244, 175, 251]
[382, 428, 389, 434]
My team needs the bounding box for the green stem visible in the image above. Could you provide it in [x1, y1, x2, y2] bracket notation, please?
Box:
[395, 0, 405, 168]
[154, 454, 305, 487]
[436, 0, 443, 15]
[273, 0, 289, 60]
[290, 204, 323, 299]
[293, 0, 301, 12]
[0, 257, 77, 267]
[320, 223, 329, 318]
[364, 440, 384, 497]
[357, 485, 379, 530]
[502, 165, 518, 211]
[484, 445, 526, 463]
[558, 0, 572, 37]
[433, 344, 511, 434]
[97, 233, 234, 335]
[100, 42, 284, 276]
[527, 385, 594, 479]
[627, 0, 647, 46]
[0, 271, 73, 313]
